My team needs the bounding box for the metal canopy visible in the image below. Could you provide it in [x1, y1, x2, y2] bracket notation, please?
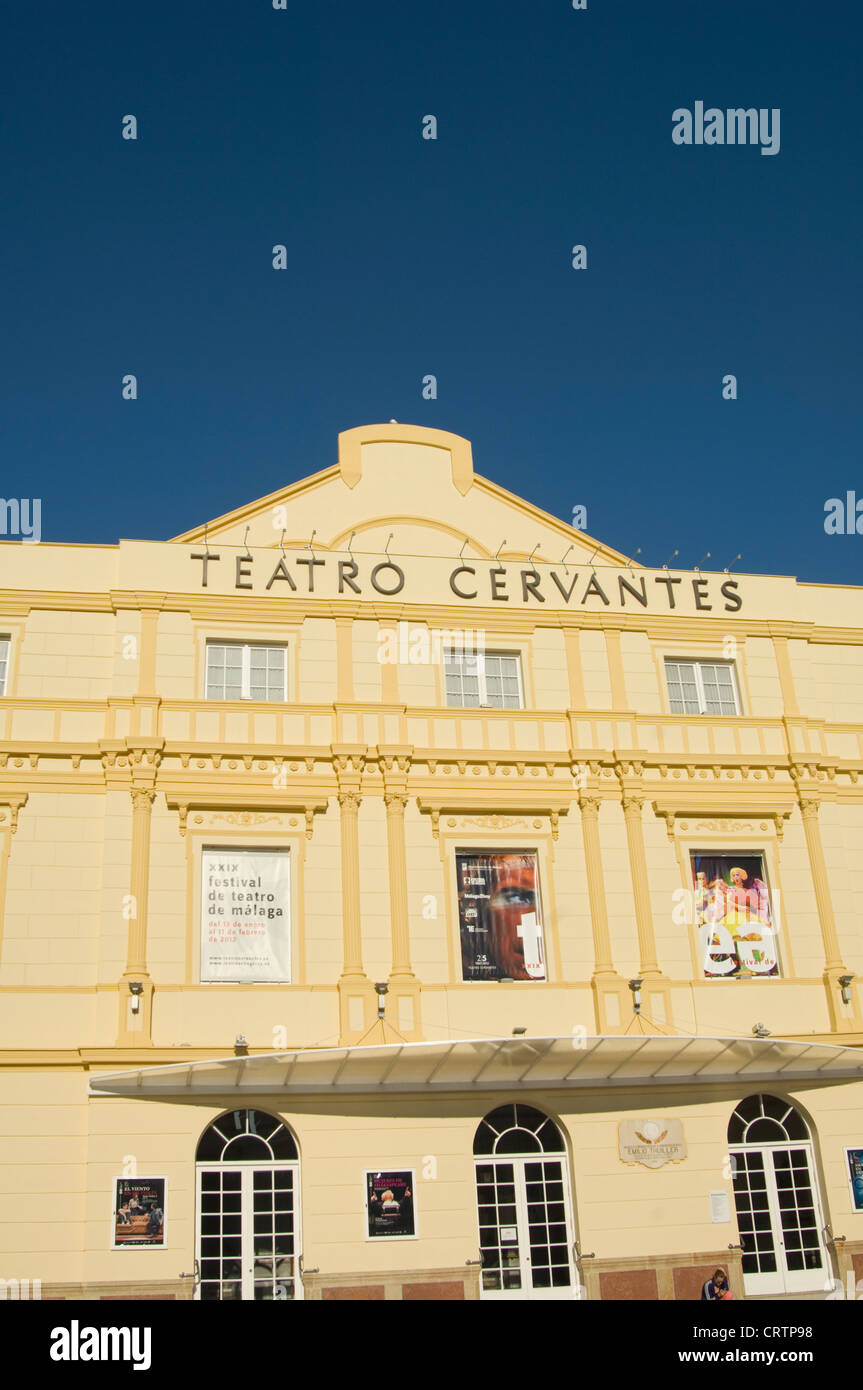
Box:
[88, 1035, 863, 1098]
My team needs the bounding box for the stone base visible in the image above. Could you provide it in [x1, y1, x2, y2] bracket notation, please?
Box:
[37, 1279, 195, 1301]
[303, 1265, 480, 1301]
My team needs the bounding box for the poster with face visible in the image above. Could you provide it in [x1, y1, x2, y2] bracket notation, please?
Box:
[691, 853, 779, 978]
[201, 848, 291, 982]
[365, 1171, 416, 1239]
[456, 851, 546, 981]
[112, 1178, 166, 1249]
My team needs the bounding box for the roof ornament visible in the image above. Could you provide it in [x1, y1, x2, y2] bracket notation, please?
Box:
[723, 553, 742, 574]
[663, 549, 679, 570]
[625, 547, 642, 570]
[694, 552, 711, 573]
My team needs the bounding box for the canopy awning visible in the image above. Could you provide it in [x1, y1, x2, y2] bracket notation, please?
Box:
[88, 1034, 863, 1098]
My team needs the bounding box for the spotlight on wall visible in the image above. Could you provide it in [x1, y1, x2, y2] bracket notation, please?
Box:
[512, 1026, 527, 1036]
[752, 1022, 771, 1038]
[628, 978, 643, 1014]
[375, 982, 389, 1019]
[839, 974, 855, 1006]
[234, 1034, 249, 1056]
[128, 980, 143, 1014]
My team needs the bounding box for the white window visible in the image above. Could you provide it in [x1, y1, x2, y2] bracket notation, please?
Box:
[665, 659, 739, 715]
[444, 650, 523, 709]
[205, 643, 287, 701]
[0, 639, 9, 695]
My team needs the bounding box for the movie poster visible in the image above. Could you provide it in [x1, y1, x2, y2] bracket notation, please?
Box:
[847, 1149, 863, 1212]
[365, 1170, 416, 1239]
[112, 1178, 166, 1249]
[690, 853, 779, 978]
[456, 850, 545, 982]
[201, 848, 291, 982]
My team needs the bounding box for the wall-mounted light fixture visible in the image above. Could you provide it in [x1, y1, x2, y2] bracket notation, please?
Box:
[375, 982, 389, 1019]
[128, 981, 143, 1014]
[752, 1022, 771, 1038]
[234, 1034, 248, 1056]
[628, 978, 643, 1014]
[839, 974, 855, 1006]
[512, 1026, 527, 1036]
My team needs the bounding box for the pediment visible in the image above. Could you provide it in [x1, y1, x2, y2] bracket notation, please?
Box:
[170, 422, 634, 569]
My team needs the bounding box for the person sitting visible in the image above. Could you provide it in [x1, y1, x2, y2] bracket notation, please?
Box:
[701, 1267, 733, 1299]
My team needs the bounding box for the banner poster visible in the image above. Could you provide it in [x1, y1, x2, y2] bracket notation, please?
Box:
[847, 1149, 863, 1212]
[112, 1178, 166, 1249]
[456, 850, 546, 981]
[201, 848, 291, 982]
[690, 852, 779, 979]
[365, 1170, 416, 1239]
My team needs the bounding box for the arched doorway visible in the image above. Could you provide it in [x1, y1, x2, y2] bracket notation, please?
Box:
[195, 1109, 301, 1301]
[473, 1103, 578, 1300]
[729, 1094, 829, 1297]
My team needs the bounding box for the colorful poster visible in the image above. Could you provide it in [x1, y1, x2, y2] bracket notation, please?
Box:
[112, 1178, 166, 1249]
[691, 853, 779, 978]
[456, 850, 545, 981]
[847, 1149, 863, 1212]
[201, 848, 291, 982]
[365, 1170, 416, 1239]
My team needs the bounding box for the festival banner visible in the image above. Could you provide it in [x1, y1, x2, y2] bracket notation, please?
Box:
[201, 848, 291, 982]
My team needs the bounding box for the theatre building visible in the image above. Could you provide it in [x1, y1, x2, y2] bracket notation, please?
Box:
[2, 421, 863, 1302]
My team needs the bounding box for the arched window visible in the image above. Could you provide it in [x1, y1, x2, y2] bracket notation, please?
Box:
[727, 1094, 809, 1146]
[727, 1093, 827, 1298]
[195, 1108, 298, 1163]
[473, 1103, 565, 1156]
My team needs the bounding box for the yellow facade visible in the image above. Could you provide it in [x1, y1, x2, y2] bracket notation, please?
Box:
[1, 422, 862, 1301]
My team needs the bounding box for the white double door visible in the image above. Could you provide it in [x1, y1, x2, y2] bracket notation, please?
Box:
[196, 1162, 302, 1300]
[731, 1142, 830, 1296]
[475, 1155, 580, 1299]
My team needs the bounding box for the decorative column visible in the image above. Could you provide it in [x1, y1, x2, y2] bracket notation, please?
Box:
[0, 794, 27, 967]
[385, 792, 414, 980]
[621, 794, 661, 979]
[334, 745, 373, 1042]
[580, 794, 629, 1034]
[580, 798, 615, 975]
[380, 747, 421, 1039]
[798, 796, 858, 1031]
[620, 787, 674, 1030]
[338, 790, 365, 979]
[117, 785, 156, 1044]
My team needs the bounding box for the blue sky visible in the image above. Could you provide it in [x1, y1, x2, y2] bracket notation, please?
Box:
[1, 0, 860, 582]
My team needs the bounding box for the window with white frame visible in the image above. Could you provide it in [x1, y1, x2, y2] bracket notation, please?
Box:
[444, 650, 523, 709]
[664, 659, 740, 716]
[0, 639, 9, 695]
[205, 642, 287, 701]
